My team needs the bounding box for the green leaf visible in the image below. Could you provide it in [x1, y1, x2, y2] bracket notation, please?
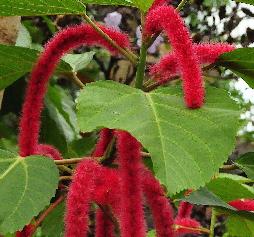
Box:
[0, 0, 86, 16]
[131, 0, 153, 11]
[182, 187, 235, 210]
[206, 176, 254, 202]
[0, 149, 59, 234]
[45, 85, 79, 143]
[41, 202, 65, 237]
[146, 230, 156, 237]
[0, 45, 71, 90]
[81, 0, 134, 7]
[217, 48, 254, 88]
[235, 153, 254, 180]
[63, 52, 95, 73]
[226, 211, 254, 237]
[234, 1, 254, 5]
[77, 81, 240, 194]
[184, 175, 254, 209]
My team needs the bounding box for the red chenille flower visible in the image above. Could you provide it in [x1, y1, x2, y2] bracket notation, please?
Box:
[176, 201, 193, 220]
[142, 168, 175, 237]
[95, 209, 115, 237]
[145, 6, 204, 108]
[228, 199, 254, 211]
[35, 144, 63, 160]
[116, 131, 146, 237]
[18, 24, 130, 157]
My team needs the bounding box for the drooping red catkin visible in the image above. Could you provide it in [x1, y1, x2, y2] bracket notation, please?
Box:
[150, 43, 235, 83]
[35, 144, 63, 160]
[18, 24, 130, 157]
[176, 201, 193, 220]
[95, 209, 115, 237]
[116, 131, 146, 237]
[142, 168, 175, 237]
[65, 159, 101, 237]
[228, 199, 254, 211]
[92, 128, 114, 157]
[145, 6, 204, 108]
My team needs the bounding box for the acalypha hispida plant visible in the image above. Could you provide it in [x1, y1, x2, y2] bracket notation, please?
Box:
[1, 0, 254, 236]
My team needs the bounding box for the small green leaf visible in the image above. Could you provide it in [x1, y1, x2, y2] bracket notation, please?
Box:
[131, 0, 153, 11]
[0, 45, 71, 90]
[63, 52, 95, 73]
[0, 0, 86, 16]
[217, 48, 254, 88]
[41, 202, 65, 237]
[146, 230, 156, 237]
[0, 149, 59, 234]
[235, 153, 254, 180]
[77, 81, 240, 194]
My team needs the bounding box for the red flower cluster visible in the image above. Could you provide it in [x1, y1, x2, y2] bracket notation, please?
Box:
[16, 1, 234, 236]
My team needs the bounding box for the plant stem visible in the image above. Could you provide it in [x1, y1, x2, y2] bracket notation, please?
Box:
[30, 195, 65, 236]
[55, 158, 85, 165]
[72, 72, 84, 89]
[82, 13, 138, 64]
[135, 12, 148, 89]
[58, 165, 73, 174]
[174, 224, 210, 234]
[176, 0, 189, 11]
[209, 208, 217, 237]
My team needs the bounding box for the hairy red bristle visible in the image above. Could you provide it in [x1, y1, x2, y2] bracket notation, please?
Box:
[95, 209, 115, 237]
[176, 202, 193, 220]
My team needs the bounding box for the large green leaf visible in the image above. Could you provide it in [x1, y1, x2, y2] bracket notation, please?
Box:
[0, 149, 59, 234]
[235, 153, 254, 179]
[234, 1, 254, 5]
[217, 48, 254, 88]
[0, 0, 85, 16]
[77, 81, 240, 194]
[0, 45, 71, 90]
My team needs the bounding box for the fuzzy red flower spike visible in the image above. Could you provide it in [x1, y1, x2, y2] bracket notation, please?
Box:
[145, 6, 204, 108]
[18, 24, 130, 157]
[116, 131, 146, 237]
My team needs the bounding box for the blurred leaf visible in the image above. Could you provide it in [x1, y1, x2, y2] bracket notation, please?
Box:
[234, 1, 254, 5]
[63, 52, 95, 73]
[15, 25, 32, 48]
[41, 202, 65, 237]
[77, 81, 240, 194]
[0, 45, 72, 90]
[225, 211, 254, 237]
[217, 48, 254, 88]
[0, 0, 86, 16]
[235, 152, 254, 179]
[146, 230, 156, 237]
[0, 149, 59, 234]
